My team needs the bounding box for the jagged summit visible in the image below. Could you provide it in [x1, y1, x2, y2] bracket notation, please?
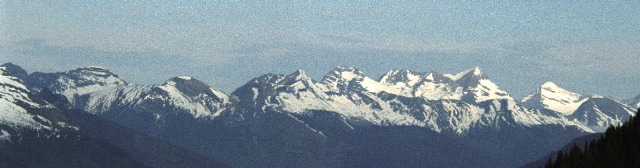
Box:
[280, 70, 318, 89]
[7, 62, 638, 168]
[324, 66, 359, 77]
[470, 66, 483, 76]
[235, 70, 315, 93]
[13, 62, 634, 134]
[247, 73, 286, 85]
[449, 67, 487, 81]
[438, 67, 513, 103]
[321, 66, 367, 92]
[379, 69, 424, 86]
[323, 66, 366, 79]
[454, 67, 488, 83]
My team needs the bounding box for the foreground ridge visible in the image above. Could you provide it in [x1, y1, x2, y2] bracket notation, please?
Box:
[545, 108, 640, 168]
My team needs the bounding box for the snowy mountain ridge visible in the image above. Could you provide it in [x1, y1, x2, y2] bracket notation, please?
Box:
[321, 66, 513, 103]
[8, 63, 637, 135]
[8, 63, 638, 167]
[0, 66, 77, 141]
[210, 66, 603, 134]
[521, 81, 635, 132]
[25, 66, 127, 104]
[521, 82, 588, 115]
[80, 75, 233, 120]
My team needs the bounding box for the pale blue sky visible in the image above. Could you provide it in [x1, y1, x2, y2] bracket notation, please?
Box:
[1, 1, 639, 99]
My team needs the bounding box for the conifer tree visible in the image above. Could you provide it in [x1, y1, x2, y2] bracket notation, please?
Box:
[544, 108, 640, 167]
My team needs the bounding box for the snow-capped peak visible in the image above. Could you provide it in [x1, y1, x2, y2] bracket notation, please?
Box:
[521, 81, 587, 115]
[322, 66, 366, 82]
[379, 69, 424, 87]
[165, 76, 198, 84]
[450, 67, 486, 81]
[162, 76, 227, 98]
[276, 70, 320, 92]
[176, 76, 192, 80]
[448, 67, 512, 103]
[470, 66, 483, 76]
[540, 81, 562, 91]
[320, 66, 367, 92]
[23, 66, 127, 105]
[372, 69, 426, 97]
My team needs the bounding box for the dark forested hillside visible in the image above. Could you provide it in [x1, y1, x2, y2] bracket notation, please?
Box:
[545, 108, 640, 168]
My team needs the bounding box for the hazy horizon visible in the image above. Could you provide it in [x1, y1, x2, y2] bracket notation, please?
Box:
[2, 1, 639, 99]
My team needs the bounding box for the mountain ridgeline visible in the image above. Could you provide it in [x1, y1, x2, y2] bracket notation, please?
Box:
[0, 65, 146, 167]
[1, 62, 637, 167]
[0, 63, 227, 168]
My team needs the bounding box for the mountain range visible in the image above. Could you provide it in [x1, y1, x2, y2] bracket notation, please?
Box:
[0, 65, 146, 167]
[0, 63, 227, 167]
[1, 62, 636, 167]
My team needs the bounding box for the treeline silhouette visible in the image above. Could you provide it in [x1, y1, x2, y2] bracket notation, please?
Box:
[545, 108, 640, 168]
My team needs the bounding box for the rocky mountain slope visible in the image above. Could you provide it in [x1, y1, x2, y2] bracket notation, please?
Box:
[521, 82, 635, 132]
[0, 65, 146, 167]
[8, 62, 636, 167]
[0, 63, 227, 168]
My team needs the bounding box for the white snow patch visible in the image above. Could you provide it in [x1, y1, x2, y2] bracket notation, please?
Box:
[177, 76, 192, 80]
[0, 70, 50, 130]
[0, 130, 10, 141]
[414, 82, 455, 100]
[472, 79, 513, 102]
[359, 78, 387, 93]
[87, 66, 107, 69]
[251, 87, 259, 101]
[425, 73, 435, 81]
[539, 82, 587, 115]
[287, 113, 327, 138]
